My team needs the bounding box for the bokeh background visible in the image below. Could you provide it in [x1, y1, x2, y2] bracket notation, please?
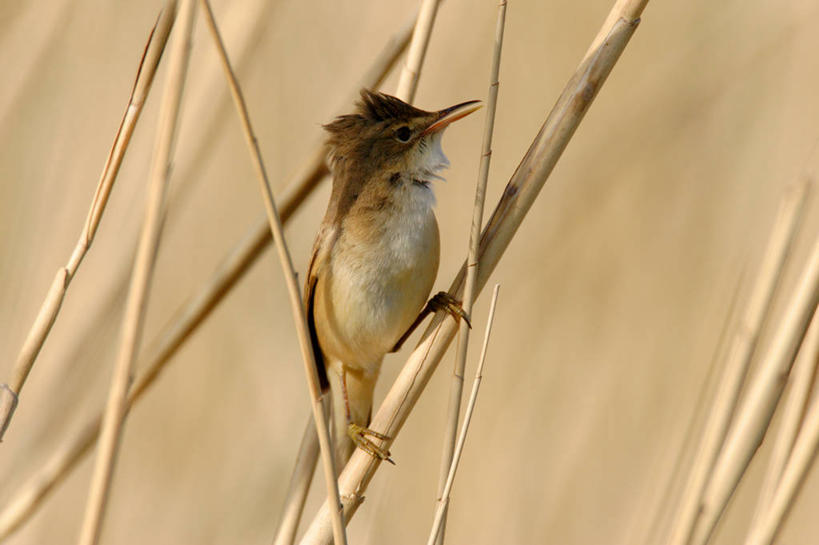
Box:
[2, 0, 819, 543]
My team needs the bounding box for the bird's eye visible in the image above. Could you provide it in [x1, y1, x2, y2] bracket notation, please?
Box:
[394, 126, 412, 142]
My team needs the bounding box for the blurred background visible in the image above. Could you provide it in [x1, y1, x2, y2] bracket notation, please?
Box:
[2, 0, 819, 543]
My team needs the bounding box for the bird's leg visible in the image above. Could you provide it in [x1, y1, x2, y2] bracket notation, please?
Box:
[342, 368, 394, 464]
[391, 291, 472, 353]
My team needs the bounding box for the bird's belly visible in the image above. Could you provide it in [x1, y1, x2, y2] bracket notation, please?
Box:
[315, 211, 439, 371]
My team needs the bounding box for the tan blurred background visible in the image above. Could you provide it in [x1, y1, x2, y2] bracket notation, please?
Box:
[2, 0, 819, 543]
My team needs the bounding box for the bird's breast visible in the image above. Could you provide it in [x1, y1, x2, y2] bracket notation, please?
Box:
[314, 184, 440, 370]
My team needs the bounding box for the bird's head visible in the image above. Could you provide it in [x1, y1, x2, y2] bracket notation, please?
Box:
[324, 89, 481, 186]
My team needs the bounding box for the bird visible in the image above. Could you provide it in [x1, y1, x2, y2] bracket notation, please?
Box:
[304, 89, 481, 467]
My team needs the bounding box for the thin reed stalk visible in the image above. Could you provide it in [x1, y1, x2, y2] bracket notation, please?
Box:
[665, 180, 810, 545]
[273, 415, 322, 545]
[298, 3, 648, 542]
[752, 296, 819, 519]
[640, 267, 748, 545]
[396, 0, 441, 100]
[0, 1, 178, 441]
[76, 2, 196, 544]
[745, 306, 819, 545]
[433, 2, 506, 543]
[691, 236, 819, 545]
[427, 284, 500, 545]
[0, 20, 413, 540]
[198, 1, 347, 543]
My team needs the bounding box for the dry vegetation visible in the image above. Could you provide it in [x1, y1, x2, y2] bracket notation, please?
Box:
[1, 1, 819, 545]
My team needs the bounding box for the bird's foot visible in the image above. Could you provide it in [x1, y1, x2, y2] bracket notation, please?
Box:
[428, 291, 472, 328]
[390, 292, 472, 353]
[348, 423, 394, 465]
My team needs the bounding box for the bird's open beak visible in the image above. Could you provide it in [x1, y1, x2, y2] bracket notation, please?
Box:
[421, 99, 483, 136]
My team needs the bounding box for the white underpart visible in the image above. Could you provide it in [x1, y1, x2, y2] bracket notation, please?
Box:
[413, 131, 450, 183]
[322, 132, 449, 369]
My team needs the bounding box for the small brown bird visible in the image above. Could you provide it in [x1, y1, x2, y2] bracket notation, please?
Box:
[304, 90, 480, 467]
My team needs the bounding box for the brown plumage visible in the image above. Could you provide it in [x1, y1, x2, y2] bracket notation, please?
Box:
[304, 89, 480, 466]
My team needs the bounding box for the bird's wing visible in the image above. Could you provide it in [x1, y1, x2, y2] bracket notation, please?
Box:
[304, 162, 359, 390]
[304, 223, 335, 391]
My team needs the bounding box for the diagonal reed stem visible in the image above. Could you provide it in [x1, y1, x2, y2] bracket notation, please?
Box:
[0, 0, 178, 442]
[198, 1, 347, 543]
[76, 1, 195, 544]
[433, 2, 506, 543]
[298, 2, 649, 543]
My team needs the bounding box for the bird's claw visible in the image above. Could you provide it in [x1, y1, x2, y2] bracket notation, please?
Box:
[348, 423, 394, 465]
[429, 292, 472, 328]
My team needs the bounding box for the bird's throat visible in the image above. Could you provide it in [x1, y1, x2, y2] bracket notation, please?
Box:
[409, 131, 450, 185]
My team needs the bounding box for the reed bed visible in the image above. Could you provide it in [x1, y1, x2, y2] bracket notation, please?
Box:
[2, 1, 819, 544]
